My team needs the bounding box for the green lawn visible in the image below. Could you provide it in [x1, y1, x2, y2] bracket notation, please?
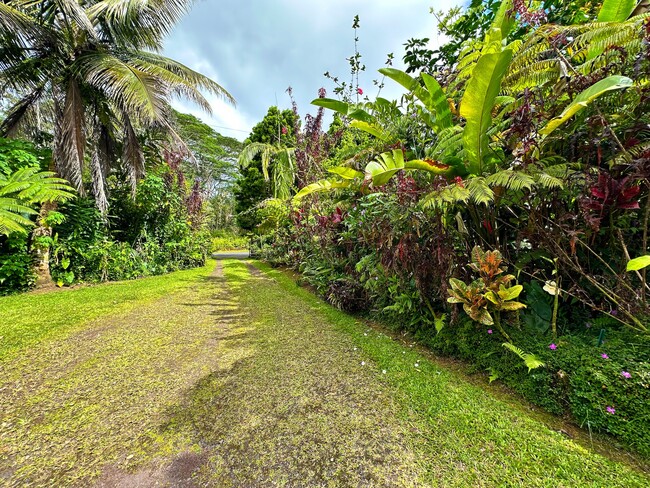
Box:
[0, 259, 647, 487]
[0, 261, 216, 361]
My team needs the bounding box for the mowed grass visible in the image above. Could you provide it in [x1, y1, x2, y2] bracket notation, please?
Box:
[252, 261, 650, 487]
[0, 258, 647, 487]
[0, 261, 216, 361]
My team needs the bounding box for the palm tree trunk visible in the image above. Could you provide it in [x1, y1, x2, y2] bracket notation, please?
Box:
[32, 201, 57, 288]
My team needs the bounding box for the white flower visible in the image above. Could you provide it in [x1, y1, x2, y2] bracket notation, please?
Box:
[414, 363, 419, 368]
[353, 347, 357, 351]
[382, 370, 387, 374]
[361, 361, 366, 366]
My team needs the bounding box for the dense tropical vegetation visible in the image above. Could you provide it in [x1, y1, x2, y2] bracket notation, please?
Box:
[0, 0, 245, 291]
[2, 0, 649, 474]
[239, 0, 650, 458]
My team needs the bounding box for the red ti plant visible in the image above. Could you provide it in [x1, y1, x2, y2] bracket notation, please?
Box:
[582, 172, 640, 230]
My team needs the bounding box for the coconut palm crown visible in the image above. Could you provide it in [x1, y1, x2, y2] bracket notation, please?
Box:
[0, 0, 234, 212]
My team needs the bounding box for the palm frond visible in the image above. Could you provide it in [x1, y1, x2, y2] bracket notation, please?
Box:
[75, 52, 168, 125]
[0, 87, 45, 137]
[127, 51, 235, 106]
[57, 79, 86, 190]
[122, 113, 145, 195]
[88, 0, 193, 51]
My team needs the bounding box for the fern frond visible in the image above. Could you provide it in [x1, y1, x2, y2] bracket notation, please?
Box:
[467, 177, 494, 206]
[535, 172, 565, 189]
[430, 126, 464, 159]
[420, 184, 470, 209]
[502, 343, 545, 372]
[486, 170, 536, 191]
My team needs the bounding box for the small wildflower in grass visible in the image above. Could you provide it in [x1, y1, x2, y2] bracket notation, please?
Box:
[414, 363, 419, 368]
[353, 347, 357, 351]
[382, 370, 387, 374]
[487, 329, 493, 334]
[549, 343, 557, 350]
[361, 361, 365, 366]
[606, 406, 615, 414]
[621, 371, 631, 379]
[601, 353, 609, 359]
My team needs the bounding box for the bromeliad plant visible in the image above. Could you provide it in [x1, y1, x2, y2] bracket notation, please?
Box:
[448, 246, 526, 340]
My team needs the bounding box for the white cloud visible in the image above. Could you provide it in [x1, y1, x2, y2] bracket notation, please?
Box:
[163, 0, 464, 138]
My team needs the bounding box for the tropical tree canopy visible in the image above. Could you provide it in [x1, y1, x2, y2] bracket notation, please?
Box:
[0, 0, 234, 212]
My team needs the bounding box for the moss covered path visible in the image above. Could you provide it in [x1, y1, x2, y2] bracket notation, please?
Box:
[0, 260, 648, 487]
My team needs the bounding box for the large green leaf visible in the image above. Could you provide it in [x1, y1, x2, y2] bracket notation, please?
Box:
[403, 159, 455, 176]
[293, 179, 352, 200]
[540, 76, 633, 136]
[379, 68, 452, 131]
[350, 120, 389, 141]
[421, 73, 453, 130]
[598, 0, 636, 22]
[365, 149, 405, 187]
[327, 166, 364, 180]
[311, 98, 374, 123]
[461, 49, 513, 174]
[627, 255, 650, 271]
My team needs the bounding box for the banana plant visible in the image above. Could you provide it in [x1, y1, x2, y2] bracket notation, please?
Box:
[365, 149, 460, 187]
[540, 75, 633, 137]
[293, 149, 463, 201]
[310, 98, 390, 141]
[378, 68, 452, 132]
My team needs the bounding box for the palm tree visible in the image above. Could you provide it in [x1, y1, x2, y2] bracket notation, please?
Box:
[0, 0, 234, 212]
[238, 142, 296, 200]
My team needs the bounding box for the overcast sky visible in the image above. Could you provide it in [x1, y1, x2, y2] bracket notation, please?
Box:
[163, 0, 464, 141]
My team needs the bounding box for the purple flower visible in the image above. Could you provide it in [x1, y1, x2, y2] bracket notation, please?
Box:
[621, 371, 631, 379]
[610, 309, 618, 316]
[487, 329, 493, 334]
[606, 406, 615, 414]
[549, 343, 557, 350]
[601, 353, 609, 359]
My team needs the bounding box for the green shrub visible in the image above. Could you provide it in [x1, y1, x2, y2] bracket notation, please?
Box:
[210, 232, 249, 252]
[0, 233, 35, 294]
[426, 322, 650, 457]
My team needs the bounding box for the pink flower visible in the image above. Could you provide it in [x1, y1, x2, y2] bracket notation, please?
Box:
[621, 371, 631, 379]
[606, 406, 615, 414]
[357, 88, 363, 95]
[549, 343, 557, 350]
[281, 126, 288, 135]
[487, 329, 493, 334]
[601, 353, 609, 359]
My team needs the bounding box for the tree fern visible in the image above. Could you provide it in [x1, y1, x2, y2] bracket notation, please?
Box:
[0, 167, 75, 235]
[485, 170, 536, 192]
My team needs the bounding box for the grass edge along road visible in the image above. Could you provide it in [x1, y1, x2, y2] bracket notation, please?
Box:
[251, 260, 649, 487]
